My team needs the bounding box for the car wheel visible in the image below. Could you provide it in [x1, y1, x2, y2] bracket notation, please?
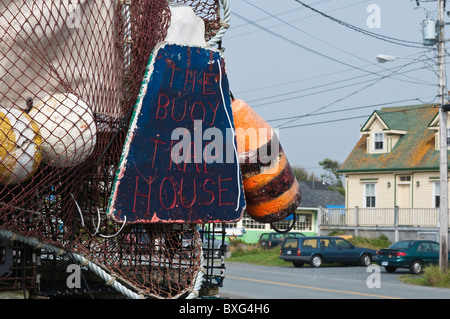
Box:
[409, 260, 423, 274]
[360, 254, 371, 267]
[293, 261, 304, 268]
[385, 266, 397, 273]
[310, 255, 323, 268]
[216, 245, 225, 258]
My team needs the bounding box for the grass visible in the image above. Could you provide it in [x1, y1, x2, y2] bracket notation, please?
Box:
[226, 236, 285, 266]
[400, 265, 450, 288]
[228, 246, 286, 266]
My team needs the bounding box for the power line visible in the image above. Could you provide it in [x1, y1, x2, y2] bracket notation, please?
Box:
[228, 0, 363, 38]
[240, 0, 433, 89]
[295, 0, 426, 49]
[231, 10, 434, 102]
[231, 11, 397, 78]
[248, 64, 432, 108]
[235, 49, 435, 95]
[266, 96, 437, 123]
[230, 0, 331, 30]
[276, 102, 438, 130]
[275, 58, 426, 128]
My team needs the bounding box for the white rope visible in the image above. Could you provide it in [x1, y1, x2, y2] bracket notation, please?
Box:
[186, 226, 205, 299]
[207, 0, 231, 46]
[0, 229, 143, 299]
[0, 227, 207, 299]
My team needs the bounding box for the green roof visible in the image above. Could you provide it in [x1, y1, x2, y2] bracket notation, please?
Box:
[339, 104, 445, 173]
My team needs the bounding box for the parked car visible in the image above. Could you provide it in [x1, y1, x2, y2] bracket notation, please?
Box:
[258, 232, 305, 249]
[376, 240, 450, 274]
[279, 236, 377, 268]
[182, 231, 229, 257]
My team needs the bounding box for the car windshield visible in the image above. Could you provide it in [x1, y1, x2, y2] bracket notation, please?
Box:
[389, 241, 415, 249]
[282, 238, 298, 248]
[287, 233, 303, 237]
[334, 238, 353, 249]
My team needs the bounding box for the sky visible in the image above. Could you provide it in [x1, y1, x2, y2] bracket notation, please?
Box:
[219, 0, 443, 180]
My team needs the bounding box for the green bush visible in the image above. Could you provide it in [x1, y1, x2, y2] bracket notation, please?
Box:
[348, 235, 391, 250]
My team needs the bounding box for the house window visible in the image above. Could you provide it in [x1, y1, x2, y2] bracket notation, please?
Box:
[373, 132, 384, 150]
[399, 175, 411, 182]
[434, 182, 440, 208]
[242, 212, 265, 229]
[364, 183, 376, 208]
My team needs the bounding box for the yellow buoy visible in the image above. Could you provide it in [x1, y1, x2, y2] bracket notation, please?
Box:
[0, 108, 42, 185]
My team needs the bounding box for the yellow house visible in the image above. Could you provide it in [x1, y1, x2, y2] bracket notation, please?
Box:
[339, 104, 447, 213]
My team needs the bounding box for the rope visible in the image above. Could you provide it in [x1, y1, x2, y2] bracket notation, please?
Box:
[0, 229, 143, 299]
[207, 0, 231, 46]
[186, 226, 205, 299]
[0, 227, 207, 299]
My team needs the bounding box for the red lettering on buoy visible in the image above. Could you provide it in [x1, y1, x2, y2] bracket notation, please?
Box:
[160, 177, 176, 209]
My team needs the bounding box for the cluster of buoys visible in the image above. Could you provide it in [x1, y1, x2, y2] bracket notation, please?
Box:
[0, 92, 97, 185]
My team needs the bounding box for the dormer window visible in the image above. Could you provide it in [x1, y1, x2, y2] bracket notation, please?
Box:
[373, 131, 384, 151]
[360, 110, 407, 154]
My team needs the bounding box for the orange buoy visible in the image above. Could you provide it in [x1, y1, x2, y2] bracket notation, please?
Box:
[231, 99, 301, 223]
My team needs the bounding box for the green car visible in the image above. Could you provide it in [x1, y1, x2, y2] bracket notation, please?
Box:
[376, 240, 450, 274]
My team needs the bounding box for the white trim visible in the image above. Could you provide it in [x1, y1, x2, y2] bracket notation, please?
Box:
[372, 131, 385, 152]
[363, 182, 376, 208]
[361, 113, 389, 131]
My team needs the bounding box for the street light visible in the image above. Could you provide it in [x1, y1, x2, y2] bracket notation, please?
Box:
[375, 54, 398, 63]
[376, 47, 448, 273]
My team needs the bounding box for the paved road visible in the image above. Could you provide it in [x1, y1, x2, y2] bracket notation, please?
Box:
[218, 262, 450, 299]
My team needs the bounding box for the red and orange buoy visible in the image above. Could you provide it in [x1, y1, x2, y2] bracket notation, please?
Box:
[231, 99, 301, 224]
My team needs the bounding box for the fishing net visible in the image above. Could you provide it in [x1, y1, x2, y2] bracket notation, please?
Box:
[0, 0, 227, 299]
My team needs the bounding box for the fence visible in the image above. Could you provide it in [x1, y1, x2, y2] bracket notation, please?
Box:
[321, 207, 448, 228]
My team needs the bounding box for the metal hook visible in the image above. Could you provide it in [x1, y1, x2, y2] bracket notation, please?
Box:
[71, 193, 85, 227]
[270, 212, 297, 234]
[93, 208, 101, 236]
[71, 193, 126, 238]
[99, 216, 127, 239]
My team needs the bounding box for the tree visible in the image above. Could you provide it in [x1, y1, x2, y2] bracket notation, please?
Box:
[291, 166, 318, 181]
[319, 158, 345, 195]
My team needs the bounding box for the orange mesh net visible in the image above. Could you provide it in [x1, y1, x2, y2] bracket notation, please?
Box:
[0, 0, 225, 298]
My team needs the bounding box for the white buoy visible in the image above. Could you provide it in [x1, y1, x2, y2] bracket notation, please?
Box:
[0, 108, 43, 184]
[29, 93, 97, 167]
[164, 3, 207, 47]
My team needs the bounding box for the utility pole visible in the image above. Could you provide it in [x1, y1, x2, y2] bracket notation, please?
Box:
[438, 0, 448, 273]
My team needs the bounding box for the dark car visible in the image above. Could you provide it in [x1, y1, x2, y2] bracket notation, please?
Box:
[376, 240, 450, 274]
[258, 232, 305, 249]
[279, 236, 377, 268]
